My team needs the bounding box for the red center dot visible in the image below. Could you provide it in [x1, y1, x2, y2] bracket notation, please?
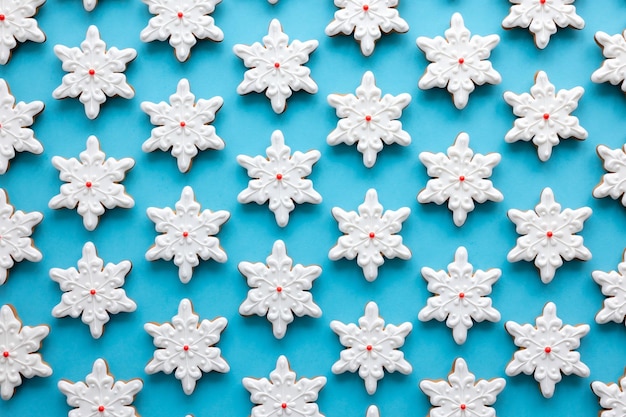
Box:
[459, 176, 465, 182]
[460, 404, 467, 410]
[276, 286, 282, 293]
[177, 11, 183, 18]
[281, 403, 287, 409]
[98, 406, 105, 412]
[0, 15, 4, 21]
[180, 121, 186, 127]
[90, 289, 96, 295]
[274, 62, 280, 68]
[544, 346, 551, 353]
[540, 0, 546, 4]
[183, 345, 189, 351]
[85, 181, 92, 188]
[458, 57, 465, 64]
[369, 232, 375, 239]
[182, 231, 189, 238]
[88, 69, 95, 76]
[276, 173, 283, 180]
[365, 115, 372, 122]
[546, 231, 553, 238]
[543, 113, 550, 120]
[363, 5, 369, 11]
[459, 292, 465, 298]
[366, 345, 373, 351]
[2, 351, 8, 358]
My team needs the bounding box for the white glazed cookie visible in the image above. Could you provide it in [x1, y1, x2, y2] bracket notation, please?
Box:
[325, 0, 409, 56]
[592, 369, 626, 417]
[507, 187, 592, 283]
[417, 13, 501, 110]
[0, 0, 45, 65]
[0, 304, 51, 400]
[49, 135, 135, 231]
[233, 19, 318, 114]
[145, 299, 229, 395]
[52, 25, 137, 119]
[327, 71, 411, 168]
[592, 31, 626, 92]
[140, 0, 224, 62]
[593, 144, 626, 206]
[417, 132, 503, 227]
[592, 249, 626, 326]
[331, 301, 412, 395]
[505, 302, 590, 398]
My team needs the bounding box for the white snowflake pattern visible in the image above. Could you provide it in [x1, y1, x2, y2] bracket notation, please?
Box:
[145, 298, 229, 395]
[592, 249, 626, 326]
[418, 246, 501, 345]
[331, 301, 412, 394]
[237, 130, 321, 227]
[417, 13, 501, 110]
[49, 135, 135, 231]
[592, 369, 626, 417]
[507, 187, 592, 283]
[0, 304, 51, 400]
[233, 19, 318, 114]
[146, 186, 229, 283]
[505, 302, 590, 398]
[141, 78, 224, 173]
[327, 71, 411, 168]
[52, 25, 137, 120]
[0, 0, 45, 65]
[49, 242, 136, 339]
[592, 31, 626, 92]
[593, 144, 626, 206]
[239, 240, 322, 339]
[140, 0, 224, 62]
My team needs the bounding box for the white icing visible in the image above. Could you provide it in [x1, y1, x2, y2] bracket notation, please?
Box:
[0, 305, 51, 400]
[325, 0, 409, 56]
[593, 144, 626, 206]
[49, 242, 136, 339]
[145, 298, 229, 395]
[418, 246, 501, 345]
[327, 71, 411, 168]
[592, 31, 626, 92]
[237, 130, 321, 227]
[330, 301, 412, 395]
[417, 132, 503, 227]
[592, 249, 626, 325]
[504, 71, 587, 161]
[592, 371, 626, 417]
[140, 0, 224, 62]
[0, 0, 45, 65]
[146, 186, 229, 283]
[233, 19, 318, 114]
[505, 302, 590, 398]
[52, 25, 137, 120]
[49, 135, 135, 231]
[417, 13, 501, 110]
[507, 187, 592, 283]
[238, 240, 322, 339]
[268, 0, 278, 3]
[366, 406, 379, 417]
[141, 78, 224, 173]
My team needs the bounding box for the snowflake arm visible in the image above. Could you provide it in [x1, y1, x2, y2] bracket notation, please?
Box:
[593, 144, 626, 206]
[592, 249, 626, 325]
[592, 31, 626, 92]
[0, 0, 45, 65]
[592, 369, 626, 417]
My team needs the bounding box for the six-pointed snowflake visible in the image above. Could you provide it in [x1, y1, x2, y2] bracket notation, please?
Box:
[49, 135, 135, 231]
[325, 0, 409, 56]
[327, 71, 411, 168]
[418, 246, 501, 345]
[331, 301, 412, 394]
[504, 71, 587, 161]
[49, 242, 136, 339]
[145, 298, 229, 395]
[141, 78, 224, 173]
[592, 369, 626, 417]
[140, 0, 224, 62]
[52, 25, 137, 119]
[505, 302, 590, 398]
[417, 13, 501, 109]
[593, 144, 626, 206]
[507, 187, 592, 283]
[592, 249, 626, 326]
[233, 19, 318, 114]
[592, 31, 626, 92]
[0, 0, 45, 65]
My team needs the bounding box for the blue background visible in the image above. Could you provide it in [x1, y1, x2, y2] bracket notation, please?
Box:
[1, 1, 625, 416]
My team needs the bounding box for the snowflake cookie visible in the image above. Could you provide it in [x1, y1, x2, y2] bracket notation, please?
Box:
[237, 130, 321, 227]
[49, 242, 136, 339]
[331, 301, 412, 394]
[59, 358, 143, 416]
[420, 358, 506, 417]
[418, 246, 501, 345]
[0, 188, 42, 286]
[141, 78, 224, 173]
[327, 71, 411, 168]
[0, 0, 45, 65]
[502, 0, 584, 49]
[592, 31, 626, 92]
[592, 249, 626, 326]
[140, 0, 224, 62]
[325, 0, 409, 57]
[49, 135, 135, 231]
[504, 71, 587, 161]
[52, 25, 137, 119]
[507, 187, 592, 283]
[233, 19, 318, 114]
[417, 132, 503, 227]
[0, 304, 51, 400]
[145, 298, 229, 395]
[592, 369, 626, 417]
[146, 186, 229, 283]
[593, 144, 626, 206]
[417, 13, 501, 110]
[505, 302, 590, 398]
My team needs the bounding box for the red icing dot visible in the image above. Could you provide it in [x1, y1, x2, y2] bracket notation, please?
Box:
[546, 231, 553, 238]
[369, 232, 375, 239]
[0, 15, 5, 21]
[183, 345, 189, 351]
[459, 176, 465, 182]
[98, 406, 105, 412]
[2, 351, 8, 358]
[85, 181, 92, 188]
[276, 286, 282, 293]
[365, 115, 372, 122]
[459, 292, 465, 298]
[90, 289, 96, 295]
[366, 345, 373, 351]
[177, 11, 183, 18]
[0, 124, 2, 128]
[274, 62, 280, 68]
[460, 404, 467, 410]
[543, 113, 550, 120]
[180, 121, 186, 127]
[276, 173, 283, 180]
[458, 57, 465, 65]
[281, 403, 287, 409]
[544, 346, 551, 353]
[88, 69, 95, 76]
[363, 5, 369, 11]
[182, 231, 189, 238]
[540, 0, 546, 4]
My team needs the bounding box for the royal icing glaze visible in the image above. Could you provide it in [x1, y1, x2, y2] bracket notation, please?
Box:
[141, 78, 224, 173]
[593, 144, 626, 206]
[82, 0, 98, 11]
[591, 369, 626, 417]
[233, 19, 318, 114]
[52, 25, 137, 119]
[330, 301, 412, 395]
[417, 132, 503, 227]
[592, 249, 626, 326]
[0, 0, 45, 65]
[507, 187, 592, 283]
[417, 13, 501, 110]
[145, 298, 229, 395]
[327, 71, 411, 168]
[592, 31, 626, 92]
[49, 135, 135, 231]
[237, 130, 322, 227]
[365, 406, 379, 417]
